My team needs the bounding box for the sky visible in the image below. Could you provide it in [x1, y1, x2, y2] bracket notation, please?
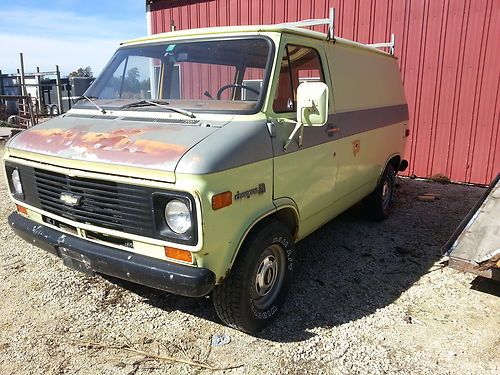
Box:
[0, 0, 147, 77]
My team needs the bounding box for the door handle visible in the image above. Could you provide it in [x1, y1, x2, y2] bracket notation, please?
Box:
[326, 124, 340, 136]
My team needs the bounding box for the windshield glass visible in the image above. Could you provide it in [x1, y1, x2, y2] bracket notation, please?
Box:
[84, 38, 272, 113]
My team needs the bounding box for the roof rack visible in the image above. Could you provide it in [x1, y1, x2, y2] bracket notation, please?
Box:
[368, 33, 396, 55]
[278, 7, 335, 40]
[277, 8, 396, 56]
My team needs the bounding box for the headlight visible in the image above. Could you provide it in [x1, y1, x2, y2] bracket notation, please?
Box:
[153, 193, 197, 245]
[11, 168, 23, 196]
[164, 199, 192, 234]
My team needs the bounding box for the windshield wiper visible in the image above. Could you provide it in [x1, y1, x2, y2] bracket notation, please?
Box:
[121, 100, 196, 119]
[75, 95, 106, 114]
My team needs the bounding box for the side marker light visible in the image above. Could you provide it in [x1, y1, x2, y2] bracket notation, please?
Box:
[212, 191, 232, 210]
[16, 204, 28, 216]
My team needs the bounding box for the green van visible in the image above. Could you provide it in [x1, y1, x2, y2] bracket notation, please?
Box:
[4, 21, 408, 333]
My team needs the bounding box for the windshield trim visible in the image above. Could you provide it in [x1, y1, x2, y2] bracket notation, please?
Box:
[80, 35, 276, 116]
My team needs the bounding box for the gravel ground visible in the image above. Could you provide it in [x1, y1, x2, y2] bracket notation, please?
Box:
[0, 141, 498, 374]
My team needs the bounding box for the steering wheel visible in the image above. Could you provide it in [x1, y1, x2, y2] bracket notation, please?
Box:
[216, 84, 260, 100]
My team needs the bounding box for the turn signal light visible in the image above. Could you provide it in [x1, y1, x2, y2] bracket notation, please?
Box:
[16, 204, 28, 216]
[212, 191, 232, 210]
[164, 246, 193, 263]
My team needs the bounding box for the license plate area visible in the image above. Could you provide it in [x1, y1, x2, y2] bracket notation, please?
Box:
[58, 247, 95, 276]
[43, 216, 78, 235]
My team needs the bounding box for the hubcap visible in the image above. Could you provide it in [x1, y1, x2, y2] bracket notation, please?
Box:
[253, 244, 286, 309]
[255, 255, 278, 296]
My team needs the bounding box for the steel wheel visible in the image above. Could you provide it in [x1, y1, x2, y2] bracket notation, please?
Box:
[381, 178, 393, 210]
[252, 244, 286, 310]
[363, 164, 396, 221]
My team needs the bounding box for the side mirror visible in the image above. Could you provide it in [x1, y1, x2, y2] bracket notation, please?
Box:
[296, 82, 329, 126]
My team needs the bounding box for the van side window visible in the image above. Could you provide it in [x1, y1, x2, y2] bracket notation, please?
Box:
[273, 45, 324, 113]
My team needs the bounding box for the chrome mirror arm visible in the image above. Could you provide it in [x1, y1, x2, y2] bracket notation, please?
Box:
[283, 121, 304, 152]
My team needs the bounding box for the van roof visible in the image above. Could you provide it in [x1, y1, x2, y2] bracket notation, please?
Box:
[121, 24, 393, 57]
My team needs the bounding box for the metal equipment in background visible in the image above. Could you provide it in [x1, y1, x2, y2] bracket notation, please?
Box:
[0, 53, 94, 128]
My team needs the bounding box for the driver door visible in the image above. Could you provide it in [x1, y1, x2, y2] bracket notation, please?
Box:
[270, 39, 339, 237]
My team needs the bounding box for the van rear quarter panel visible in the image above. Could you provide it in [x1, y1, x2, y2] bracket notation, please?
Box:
[327, 43, 406, 112]
[326, 42, 408, 199]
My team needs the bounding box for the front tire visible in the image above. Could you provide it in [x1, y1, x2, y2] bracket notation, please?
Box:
[363, 164, 396, 221]
[213, 220, 294, 333]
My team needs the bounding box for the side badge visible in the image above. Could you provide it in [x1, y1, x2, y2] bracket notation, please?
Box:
[235, 183, 266, 200]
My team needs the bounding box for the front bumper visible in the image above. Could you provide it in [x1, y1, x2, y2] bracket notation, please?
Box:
[8, 212, 215, 297]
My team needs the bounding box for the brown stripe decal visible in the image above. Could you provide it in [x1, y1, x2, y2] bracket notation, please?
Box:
[178, 104, 409, 174]
[329, 104, 409, 139]
[277, 104, 409, 155]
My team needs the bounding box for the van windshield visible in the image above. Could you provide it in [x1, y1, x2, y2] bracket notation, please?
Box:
[83, 38, 272, 114]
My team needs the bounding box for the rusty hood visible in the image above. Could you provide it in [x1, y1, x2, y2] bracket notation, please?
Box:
[7, 115, 219, 178]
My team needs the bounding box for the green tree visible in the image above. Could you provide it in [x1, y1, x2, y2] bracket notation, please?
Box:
[69, 66, 93, 78]
[122, 67, 141, 96]
[126, 67, 139, 82]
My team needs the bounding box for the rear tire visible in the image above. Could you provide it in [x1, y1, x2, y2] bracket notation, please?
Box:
[213, 220, 294, 333]
[363, 164, 396, 221]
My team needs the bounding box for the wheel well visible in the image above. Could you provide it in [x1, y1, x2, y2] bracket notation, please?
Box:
[272, 207, 299, 239]
[229, 207, 299, 273]
[242, 207, 299, 245]
[388, 155, 401, 173]
[247, 207, 299, 240]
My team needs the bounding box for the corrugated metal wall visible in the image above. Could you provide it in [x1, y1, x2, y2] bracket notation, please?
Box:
[149, 0, 500, 185]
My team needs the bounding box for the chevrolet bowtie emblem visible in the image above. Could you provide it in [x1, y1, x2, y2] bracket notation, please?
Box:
[60, 192, 82, 207]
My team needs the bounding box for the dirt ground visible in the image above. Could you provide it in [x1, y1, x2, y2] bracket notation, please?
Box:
[0, 141, 498, 374]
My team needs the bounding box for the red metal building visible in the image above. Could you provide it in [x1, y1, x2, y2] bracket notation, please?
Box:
[147, 0, 499, 185]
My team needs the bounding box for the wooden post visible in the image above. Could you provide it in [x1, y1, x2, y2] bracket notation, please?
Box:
[36, 67, 42, 114]
[27, 93, 36, 126]
[0, 69, 4, 96]
[0, 69, 4, 114]
[19, 53, 27, 97]
[55, 65, 64, 114]
[19, 53, 30, 125]
[16, 69, 21, 96]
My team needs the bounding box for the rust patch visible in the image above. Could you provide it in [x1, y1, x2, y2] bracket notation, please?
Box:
[12, 127, 188, 167]
[217, 268, 232, 284]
